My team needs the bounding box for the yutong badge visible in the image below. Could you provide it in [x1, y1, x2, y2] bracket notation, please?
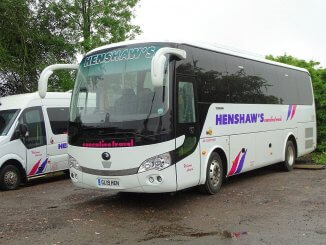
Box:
[102, 152, 111, 161]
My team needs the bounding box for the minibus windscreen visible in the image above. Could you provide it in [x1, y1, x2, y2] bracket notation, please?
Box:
[0, 109, 20, 136]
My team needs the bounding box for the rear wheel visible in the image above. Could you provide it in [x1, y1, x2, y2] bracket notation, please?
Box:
[201, 152, 224, 195]
[282, 140, 296, 171]
[0, 165, 21, 190]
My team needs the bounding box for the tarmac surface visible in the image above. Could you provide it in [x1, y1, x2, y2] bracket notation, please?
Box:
[0, 165, 326, 245]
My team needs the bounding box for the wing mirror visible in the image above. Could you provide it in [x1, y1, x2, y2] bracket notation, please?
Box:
[38, 64, 79, 98]
[151, 48, 186, 87]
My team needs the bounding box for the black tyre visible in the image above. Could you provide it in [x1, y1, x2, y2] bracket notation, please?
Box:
[201, 152, 224, 195]
[282, 141, 296, 171]
[0, 165, 21, 190]
[63, 169, 70, 177]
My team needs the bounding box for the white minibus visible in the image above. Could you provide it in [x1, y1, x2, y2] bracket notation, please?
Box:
[0, 92, 70, 190]
[39, 40, 317, 194]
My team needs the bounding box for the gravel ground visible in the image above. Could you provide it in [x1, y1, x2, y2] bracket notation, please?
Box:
[0, 165, 326, 245]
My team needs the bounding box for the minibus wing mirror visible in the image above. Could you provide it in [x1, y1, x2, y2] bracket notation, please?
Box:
[151, 48, 186, 87]
[38, 64, 79, 98]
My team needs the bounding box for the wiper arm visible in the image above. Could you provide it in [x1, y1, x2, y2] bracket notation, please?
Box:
[125, 131, 156, 141]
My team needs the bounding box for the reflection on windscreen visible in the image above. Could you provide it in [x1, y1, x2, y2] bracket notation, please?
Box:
[71, 45, 169, 126]
[0, 109, 20, 136]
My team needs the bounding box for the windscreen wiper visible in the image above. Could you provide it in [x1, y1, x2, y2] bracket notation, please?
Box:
[125, 131, 156, 141]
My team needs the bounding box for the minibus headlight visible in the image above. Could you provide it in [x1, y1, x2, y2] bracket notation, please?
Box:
[68, 155, 81, 171]
[138, 153, 171, 173]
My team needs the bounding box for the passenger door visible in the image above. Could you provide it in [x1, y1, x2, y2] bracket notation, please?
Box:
[18, 107, 48, 177]
[44, 107, 69, 172]
[175, 75, 201, 190]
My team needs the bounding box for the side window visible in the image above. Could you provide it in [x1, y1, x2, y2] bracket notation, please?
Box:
[178, 81, 196, 123]
[20, 107, 46, 149]
[277, 68, 300, 105]
[47, 107, 69, 135]
[225, 56, 256, 103]
[176, 45, 195, 75]
[295, 72, 313, 105]
[193, 48, 229, 103]
[252, 62, 281, 104]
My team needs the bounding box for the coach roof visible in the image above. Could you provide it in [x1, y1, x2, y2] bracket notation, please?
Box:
[85, 40, 309, 74]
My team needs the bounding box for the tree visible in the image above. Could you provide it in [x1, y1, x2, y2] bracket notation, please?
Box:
[0, 0, 76, 96]
[0, 0, 141, 96]
[49, 0, 141, 53]
[266, 54, 326, 154]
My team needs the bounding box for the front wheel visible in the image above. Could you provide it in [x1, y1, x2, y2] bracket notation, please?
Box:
[200, 152, 224, 195]
[0, 165, 21, 190]
[282, 141, 296, 171]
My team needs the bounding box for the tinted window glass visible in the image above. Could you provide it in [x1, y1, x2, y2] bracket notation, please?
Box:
[225, 56, 260, 103]
[277, 68, 300, 105]
[295, 72, 313, 105]
[47, 107, 69, 135]
[252, 62, 281, 104]
[20, 107, 46, 149]
[192, 48, 229, 103]
[176, 45, 195, 75]
[0, 109, 20, 136]
[178, 81, 196, 123]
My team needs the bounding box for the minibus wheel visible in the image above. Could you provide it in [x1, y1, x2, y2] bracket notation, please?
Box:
[201, 152, 224, 195]
[282, 140, 296, 171]
[0, 165, 21, 190]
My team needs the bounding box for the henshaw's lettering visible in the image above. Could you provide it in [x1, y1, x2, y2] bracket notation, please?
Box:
[83, 46, 156, 68]
[216, 113, 264, 125]
[216, 113, 282, 125]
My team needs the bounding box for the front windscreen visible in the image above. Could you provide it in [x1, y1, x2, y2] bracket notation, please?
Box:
[0, 109, 20, 136]
[70, 44, 169, 126]
[69, 43, 174, 147]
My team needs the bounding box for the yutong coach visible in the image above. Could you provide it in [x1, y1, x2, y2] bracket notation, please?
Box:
[39, 40, 316, 194]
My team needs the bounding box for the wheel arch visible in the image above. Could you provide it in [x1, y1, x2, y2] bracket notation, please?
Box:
[0, 159, 27, 183]
[212, 148, 228, 179]
[283, 133, 298, 160]
[200, 146, 228, 185]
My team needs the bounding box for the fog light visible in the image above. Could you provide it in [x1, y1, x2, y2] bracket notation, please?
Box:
[157, 176, 162, 182]
[149, 177, 154, 183]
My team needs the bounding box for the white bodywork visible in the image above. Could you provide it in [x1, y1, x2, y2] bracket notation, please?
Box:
[0, 92, 71, 180]
[198, 103, 316, 185]
[67, 40, 316, 193]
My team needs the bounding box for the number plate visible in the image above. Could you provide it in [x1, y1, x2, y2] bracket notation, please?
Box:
[97, 178, 120, 188]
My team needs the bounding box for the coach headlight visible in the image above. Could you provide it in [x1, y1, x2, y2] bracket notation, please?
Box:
[138, 152, 171, 173]
[68, 155, 81, 171]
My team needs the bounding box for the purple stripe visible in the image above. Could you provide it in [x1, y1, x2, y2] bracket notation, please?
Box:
[286, 105, 292, 121]
[235, 149, 247, 174]
[35, 158, 48, 174]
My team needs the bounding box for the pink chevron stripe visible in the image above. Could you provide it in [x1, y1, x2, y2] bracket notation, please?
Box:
[290, 105, 297, 120]
[28, 159, 41, 176]
[228, 151, 241, 176]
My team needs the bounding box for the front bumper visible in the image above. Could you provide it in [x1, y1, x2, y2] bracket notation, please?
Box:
[69, 165, 177, 193]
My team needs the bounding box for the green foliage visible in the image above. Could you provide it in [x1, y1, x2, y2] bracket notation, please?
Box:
[0, 0, 141, 96]
[266, 54, 326, 154]
[311, 152, 326, 165]
[49, 0, 141, 53]
[0, 0, 76, 95]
